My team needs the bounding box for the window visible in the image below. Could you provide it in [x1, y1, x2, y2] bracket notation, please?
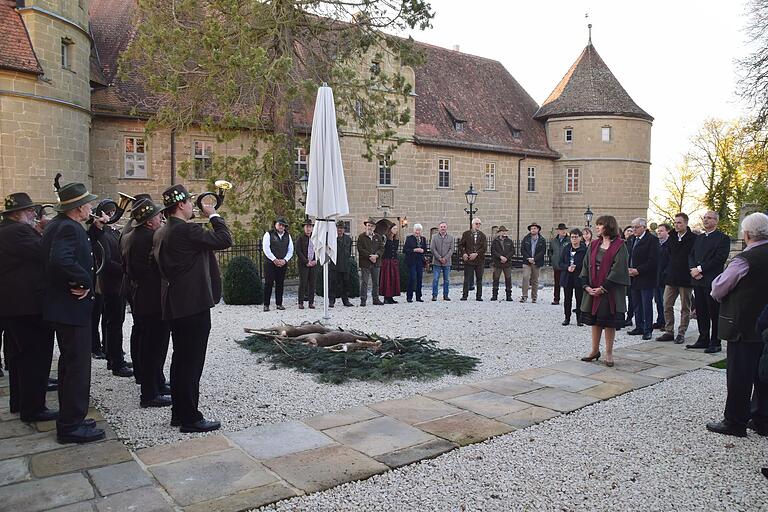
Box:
[123, 137, 146, 178]
[564, 127, 573, 143]
[566, 167, 580, 193]
[192, 140, 213, 179]
[527, 166, 536, 192]
[602, 126, 611, 142]
[61, 38, 73, 69]
[378, 157, 392, 186]
[484, 162, 496, 190]
[293, 147, 308, 179]
[437, 158, 451, 188]
[454, 120, 466, 132]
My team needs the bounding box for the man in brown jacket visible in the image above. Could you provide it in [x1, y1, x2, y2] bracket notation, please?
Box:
[491, 226, 515, 301]
[459, 218, 487, 301]
[356, 218, 385, 306]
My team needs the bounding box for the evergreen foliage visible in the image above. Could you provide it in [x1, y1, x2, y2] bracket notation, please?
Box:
[315, 258, 360, 298]
[237, 333, 479, 384]
[223, 256, 262, 305]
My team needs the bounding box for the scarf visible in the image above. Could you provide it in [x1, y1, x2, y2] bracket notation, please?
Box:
[589, 237, 624, 315]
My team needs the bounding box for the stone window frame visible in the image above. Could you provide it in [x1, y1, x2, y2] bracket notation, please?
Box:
[61, 37, 74, 70]
[437, 158, 451, 189]
[293, 147, 308, 180]
[601, 125, 612, 143]
[565, 167, 581, 193]
[123, 136, 147, 179]
[484, 162, 496, 191]
[378, 156, 393, 186]
[564, 127, 573, 144]
[192, 139, 214, 180]
[526, 166, 536, 192]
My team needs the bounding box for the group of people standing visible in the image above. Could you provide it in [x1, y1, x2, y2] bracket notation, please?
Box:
[0, 181, 232, 444]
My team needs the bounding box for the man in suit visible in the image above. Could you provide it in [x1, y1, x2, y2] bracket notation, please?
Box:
[623, 227, 637, 328]
[329, 220, 354, 307]
[153, 185, 232, 433]
[654, 223, 671, 329]
[42, 182, 107, 443]
[519, 222, 545, 303]
[627, 218, 659, 340]
[548, 223, 569, 305]
[687, 211, 731, 353]
[657, 213, 696, 343]
[706, 213, 768, 437]
[89, 200, 132, 378]
[261, 217, 294, 312]
[460, 218, 487, 301]
[357, 218, 385, 306]
[490, 226, 515, 301]
[121, 200, 171, 409]
[0, 193, 57, 423]
[296, 219, 318, 310]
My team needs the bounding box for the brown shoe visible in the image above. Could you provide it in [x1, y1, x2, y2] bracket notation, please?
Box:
[308, 303, 315, 309]
[656, 332, 674, 342]
[298, 303, 304, 310]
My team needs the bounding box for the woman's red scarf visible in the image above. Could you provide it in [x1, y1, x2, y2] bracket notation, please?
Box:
[589, 237, 624, 315]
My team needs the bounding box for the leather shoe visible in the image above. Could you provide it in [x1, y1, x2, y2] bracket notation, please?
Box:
[476, 297, 483, 301]
[460, 296, 468, 301]
[112, 365, 134, 378]
[626, 329, 643, 336]
[652, 322, 664, 329]
[47, 381, 58, 391]
[140, 396, 172, 408]
[276, 305, 285, 310]
[159, 383, 171, 395]
[706, 420, 746, 437]
[416, 298, 424, 302]
[443, 297, 451, 301]
[642, 333, 652, 340]
[180, 419, 221, 433]
[432, 296, 437, 301]
[298, 303, 304, 310]
[373, 300, 384, 306]
[57, 425, 106, 444]
[329, 302, 335, 308]
[21, 408, 59, 422]
[309, 303, 316, 309]
[656, 332, 675, 342]
[674, 335, 685, 344]
[82, 418, 96, 428]
[686, 342, 709, 349]
[747, 419, 768, 436]
[562, 320, 570, 326]
[343, 301, 354, 307]
[92, 350, 106, 360]
[704, 345, 722, 354]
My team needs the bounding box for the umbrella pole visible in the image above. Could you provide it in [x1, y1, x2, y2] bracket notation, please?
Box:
[323, 228, 331, 321]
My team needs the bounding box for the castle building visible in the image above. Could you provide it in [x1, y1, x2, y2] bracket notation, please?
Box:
[1, 0, 652, 239]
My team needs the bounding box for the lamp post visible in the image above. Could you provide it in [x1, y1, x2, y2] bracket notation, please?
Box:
[297, 173, 309, 220]
[464, 183, 478, 230]
[584, 205, 593, 228]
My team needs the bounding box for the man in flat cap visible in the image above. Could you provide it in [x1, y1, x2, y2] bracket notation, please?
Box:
[262, 217, 294, 311]
[153, 184, 232, 433]
[329, 220, 354, 307]
[0, 193, 57, 423]
[42, 182, 108, 443]
[296, 219, 317, 310]
[122, 200, 171, 409]
[520, 222, 546, 303]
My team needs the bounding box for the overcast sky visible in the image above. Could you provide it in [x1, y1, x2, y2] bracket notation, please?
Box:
[405, 0, 751, 194]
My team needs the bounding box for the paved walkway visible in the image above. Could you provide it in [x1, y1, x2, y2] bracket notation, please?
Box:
[0, 341, 725, 512]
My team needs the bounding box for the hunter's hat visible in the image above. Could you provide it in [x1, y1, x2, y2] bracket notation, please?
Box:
[0, 193, 40, 215]
[54, 183, 98, 212]
[131, 199, 163, 225]
[527, 222, 542, 231]
[162, 185, 194, 208]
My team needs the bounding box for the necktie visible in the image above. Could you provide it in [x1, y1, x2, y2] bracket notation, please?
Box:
[308, 237, 314, 260]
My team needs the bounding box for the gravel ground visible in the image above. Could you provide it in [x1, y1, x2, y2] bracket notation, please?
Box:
[263, 369, 768, 512]
[89, 284, 698, 448]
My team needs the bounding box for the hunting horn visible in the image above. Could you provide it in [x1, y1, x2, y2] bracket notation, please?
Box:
[196, 180, 232, 210]
[105, 192, 136, 224]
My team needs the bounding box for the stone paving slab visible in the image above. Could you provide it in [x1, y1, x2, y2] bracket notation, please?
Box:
[263, 444, 388, 494]
[30, 440, 132, 478]
[88, 461, 154, 496]
[580, 382, 634, 400]
[48, 501, 97, 512]
[644, 354, 708, 371]
[533, 372, 603, 393]
[421, 384, 482, 401]
[416, 411, 515, 446]
[0, 431, 65, 461]
[368, 396, 462, 425]
[136, 434, 232, 466]
[445, 391, 530, 418]
[227, 420, 335, 460]
[0, 456, 30, 487]
[148, 448, 278, 507]
[93, 486, 173, 512]
[0, 419, 37, 440]
[303, 406, 381, 430]
[509, 367, 558, 380]
[373, 438, 457, 469]
[182, 482, 299, 512]
[612, 348, 662, 362]
[546, 360, 605, 376]
[0, 473, 95, 512]
[472, 375, 544, 396]
[638, 365, 688, 379]
[495, 406, 561, 429]
[516, 387, 600, 413]
[608, 358, 655, 373]
[589, 368, 661, 390]
[324, 416, 437, 457]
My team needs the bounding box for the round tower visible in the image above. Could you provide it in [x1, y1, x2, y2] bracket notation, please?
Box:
[0, 0, 92, 202]
[535, 39, 653, 229]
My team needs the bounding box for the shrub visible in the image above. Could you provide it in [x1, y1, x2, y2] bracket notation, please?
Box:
[315, 257, 360, 299]
[223, 256, 262, 305]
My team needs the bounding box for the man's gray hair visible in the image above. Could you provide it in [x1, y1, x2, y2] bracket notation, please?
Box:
[472, 218, 482, 225]
[741, 212, 768, 241]
[413, 223, 423, 231]
[631, 218, 647, 227]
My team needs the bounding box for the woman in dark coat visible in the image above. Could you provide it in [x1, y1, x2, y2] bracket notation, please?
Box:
[580, 215, 630, 367]
[560, 229, 587, 326]
[379, 224, 401, 304]
[403, 223, 427, 302]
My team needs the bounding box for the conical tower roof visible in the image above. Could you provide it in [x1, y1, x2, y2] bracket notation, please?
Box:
[534, 43, 652, 122]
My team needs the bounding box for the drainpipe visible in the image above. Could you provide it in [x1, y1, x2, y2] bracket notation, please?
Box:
[516, 154, 527, 246]
[170, 129, 176, 185]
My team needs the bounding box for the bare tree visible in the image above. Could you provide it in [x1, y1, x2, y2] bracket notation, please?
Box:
[649, 157, 702, 222]
[738, 0, 768, 128]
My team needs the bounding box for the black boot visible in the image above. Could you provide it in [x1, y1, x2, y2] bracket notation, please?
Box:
[490, 290, 498, 301]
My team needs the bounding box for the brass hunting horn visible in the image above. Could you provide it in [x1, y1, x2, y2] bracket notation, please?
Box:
[106, 192, 136, 224]
[196, 180, 232, 210]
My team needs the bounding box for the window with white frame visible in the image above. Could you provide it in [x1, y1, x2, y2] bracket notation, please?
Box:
[484, 162, 496, 190]
[566, 167, 580, 192]
[378, 157, 392, 186]
[123, 137, 146, 178]
[437, 158, 451, 188]
[193, 140, 213, 179]
[602, 126, 611, 142]
[527, 166, 536, 192]
[61, 38, 73, 69]
[564, 127, 573, 143]
[293, 147, 308, 179]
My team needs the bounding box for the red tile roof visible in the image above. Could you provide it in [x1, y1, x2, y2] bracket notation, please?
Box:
[534, 43, 652, 122]
[0, 0, 42, 75]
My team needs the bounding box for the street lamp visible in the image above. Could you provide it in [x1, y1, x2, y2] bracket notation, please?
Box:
[584, 205, 593, 228]
[297, 173, 309, 206]
[464, 182, 478, 229]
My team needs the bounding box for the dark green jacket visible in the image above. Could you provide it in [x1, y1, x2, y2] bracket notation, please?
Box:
[331, 234, 353, 273]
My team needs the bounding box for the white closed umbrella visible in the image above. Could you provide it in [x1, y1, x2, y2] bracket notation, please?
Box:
[306, 84, 349, 320]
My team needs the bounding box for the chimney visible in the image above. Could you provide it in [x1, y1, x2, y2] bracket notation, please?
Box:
[452, 45, 460, 52]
